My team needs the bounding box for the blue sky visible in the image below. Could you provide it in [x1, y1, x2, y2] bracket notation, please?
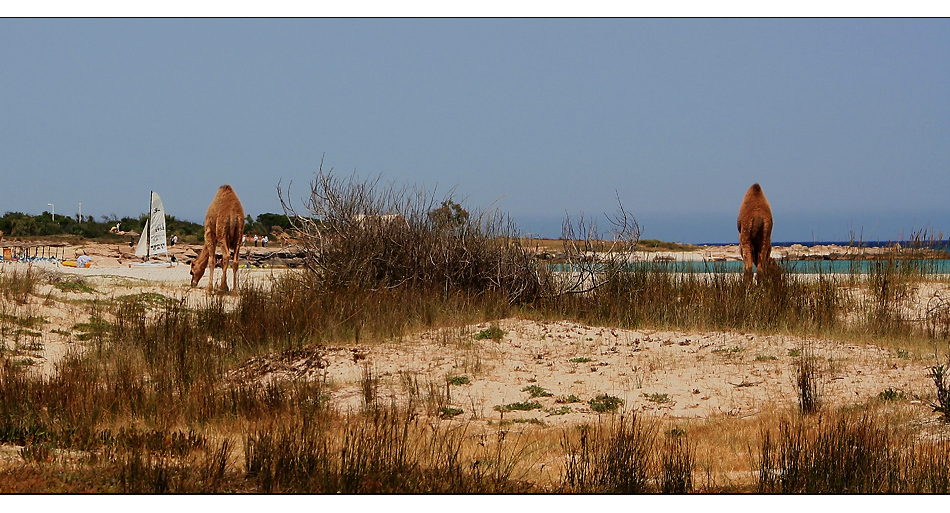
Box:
[2, 18, 948, 243]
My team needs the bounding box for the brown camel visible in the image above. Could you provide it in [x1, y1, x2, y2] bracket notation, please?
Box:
[737, 183, 775, 280]
[191, 185, 245, 293]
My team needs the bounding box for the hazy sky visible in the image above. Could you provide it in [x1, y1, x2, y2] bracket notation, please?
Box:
[2, 18, 948, 243]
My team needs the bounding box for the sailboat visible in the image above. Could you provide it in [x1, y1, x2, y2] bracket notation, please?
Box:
[132, 191, 172, 266]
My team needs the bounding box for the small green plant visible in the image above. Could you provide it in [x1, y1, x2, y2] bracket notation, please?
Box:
[439, 407, 464, 418]
[15, 329, 42, 339]
[589, 394, 623, 413]
[522, 385, 553, 398]
[16, 338, 44, 352]
[489, 418, 546, 427]
[755, 354, 778, 362]
[896, 349, 910, 359]
[71, 316, 112, 341]
[878, 388, 906, 402]
[546, 406, 572, 415]
[9, 358, 36, 370]
[788, 349, 801, 357]
[570, 357, 593, 363]
[494, 401, 542, 412]
[643, 392, 669, 404]
[0, 314, 47, 329]
[512, 418, 545, 426]
[447, 375, 470, 386]
[556, 394, 582, 404]
[713, 346, 744, 355]
[118, 292, 174, 309]
[474, 325, 506, 341]
[53, 278, 96, 294]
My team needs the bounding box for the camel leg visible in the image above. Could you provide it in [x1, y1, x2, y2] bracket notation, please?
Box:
[205, 242, 216, 294]
[232, 245, 239, 292]
[739, 232, 754, 282]
[756, 220, 773, 279]
[206, 258, 215, 294]
[220, 245, 231, 293]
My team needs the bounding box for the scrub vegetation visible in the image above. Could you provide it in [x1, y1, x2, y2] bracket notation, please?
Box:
[2, 174, 950, 492]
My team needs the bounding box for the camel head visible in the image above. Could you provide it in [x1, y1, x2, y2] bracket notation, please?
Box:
[189, 260, 200, 287]
[190, 252, 207, 287]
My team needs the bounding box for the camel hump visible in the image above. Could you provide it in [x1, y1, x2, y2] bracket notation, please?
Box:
[743, 183, 769, 207]
[212, 185, 242, 206]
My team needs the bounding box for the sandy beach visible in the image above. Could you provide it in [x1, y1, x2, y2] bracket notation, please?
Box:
[2, 240, 943, 428]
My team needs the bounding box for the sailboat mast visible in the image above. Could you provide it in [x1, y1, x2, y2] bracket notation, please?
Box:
[147, 191, 153, 261]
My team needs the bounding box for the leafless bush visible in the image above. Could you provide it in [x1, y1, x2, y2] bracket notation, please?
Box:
[549, 193, 640, 295]
[926, 292, 950, 341]
[279, 163, 547, 304]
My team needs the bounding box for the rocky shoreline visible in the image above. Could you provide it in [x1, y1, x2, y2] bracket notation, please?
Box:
[3, 239, 948, 270]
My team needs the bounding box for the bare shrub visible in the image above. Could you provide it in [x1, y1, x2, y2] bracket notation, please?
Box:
[926, 292, 950, 342]
[548, 194, 641, 295]
[279, 164, 547, 304]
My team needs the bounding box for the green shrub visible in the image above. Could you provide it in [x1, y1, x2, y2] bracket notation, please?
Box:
[522, 385, 553, 398]
[494, 401, 542, 412]
[589, 394, 623, 413]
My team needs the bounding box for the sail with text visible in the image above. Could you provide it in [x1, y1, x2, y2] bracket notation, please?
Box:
[134, 191, 168, 258]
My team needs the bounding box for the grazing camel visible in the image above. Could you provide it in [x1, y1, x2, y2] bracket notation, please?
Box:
[737, 183, 775, 280]
[191, 185, 245, 293]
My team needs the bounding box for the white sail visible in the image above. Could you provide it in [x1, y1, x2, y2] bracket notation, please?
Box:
[134, 191, 168, 257]
[134, 219, 149, 257]
[148, 192, 168, 255]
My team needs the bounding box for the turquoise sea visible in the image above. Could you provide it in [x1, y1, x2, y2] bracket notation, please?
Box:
[550, 259, 950, 274]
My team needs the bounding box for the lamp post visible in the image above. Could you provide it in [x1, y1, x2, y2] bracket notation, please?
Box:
[48, 203, 55, 221]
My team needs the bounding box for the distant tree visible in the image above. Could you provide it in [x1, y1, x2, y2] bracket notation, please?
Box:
[428, 200, 470, 233]
[121, 216, 144, 234]
[10, 216, 37, 237]
[244, 214, 262, 235]
[256, 212, 293, 232]
[0, 212, 29, 235]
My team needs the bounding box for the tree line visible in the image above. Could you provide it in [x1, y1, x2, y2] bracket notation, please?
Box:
[0, 211, 294, 244]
